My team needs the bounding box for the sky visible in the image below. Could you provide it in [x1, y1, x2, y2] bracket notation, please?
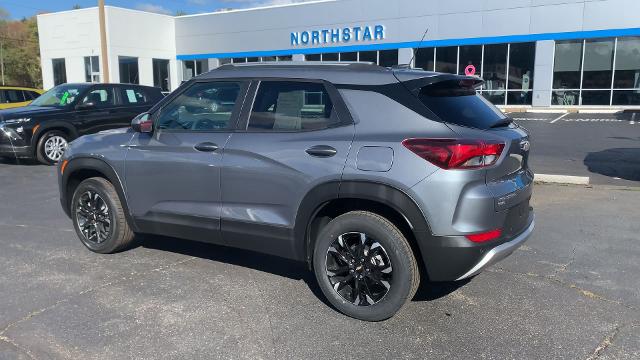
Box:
[1, 0, 322, 19]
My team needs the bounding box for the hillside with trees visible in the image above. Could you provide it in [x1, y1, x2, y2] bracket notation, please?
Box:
[0, 7, 42, 88]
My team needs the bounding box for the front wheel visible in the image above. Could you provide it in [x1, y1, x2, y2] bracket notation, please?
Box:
[36, 130, 69, 165]
[71, 177, 135, 254]
[313, 211, 420, 321]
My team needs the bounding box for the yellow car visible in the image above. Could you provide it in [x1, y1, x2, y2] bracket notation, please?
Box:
[0, 86, 44, 110]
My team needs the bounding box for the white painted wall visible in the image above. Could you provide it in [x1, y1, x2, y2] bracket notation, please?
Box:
[37, 8, 102, 89]
[37, 6, 178, 91]
[104, 7, 178, 90]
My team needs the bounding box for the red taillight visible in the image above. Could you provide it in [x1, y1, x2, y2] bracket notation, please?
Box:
[465, 229, 502, 243]
[402, 138, 505, 169]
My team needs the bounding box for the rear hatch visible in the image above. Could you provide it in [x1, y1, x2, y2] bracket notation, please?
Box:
[396, 71, 533, 231]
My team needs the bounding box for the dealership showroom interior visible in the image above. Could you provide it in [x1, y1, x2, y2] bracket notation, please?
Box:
[0, 0, 639, 359]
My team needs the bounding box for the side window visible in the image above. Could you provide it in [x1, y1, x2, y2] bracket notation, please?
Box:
[0, 90, 6, 103]
[120, 87, 149, 105]
[247, 81, 338, 131]
[30, 91, 41, 99]
[81, 88, 115, 108]
[156, 81, 241, 131]
[5, 90, 24, 103]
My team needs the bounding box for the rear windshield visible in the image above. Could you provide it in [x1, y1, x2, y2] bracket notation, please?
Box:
[418, 80, 509, 130]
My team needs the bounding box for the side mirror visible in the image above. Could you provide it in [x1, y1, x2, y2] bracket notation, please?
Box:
[131, 112, 153, 133]
[76, 102, 95, 110]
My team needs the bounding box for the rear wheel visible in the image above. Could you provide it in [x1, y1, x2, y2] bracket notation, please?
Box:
[313, 211, 420, 321]
[36, 130, 69, 165]
[71, 177, 135, 253]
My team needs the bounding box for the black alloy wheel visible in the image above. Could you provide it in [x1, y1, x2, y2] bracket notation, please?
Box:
[325, 231, 393, 306]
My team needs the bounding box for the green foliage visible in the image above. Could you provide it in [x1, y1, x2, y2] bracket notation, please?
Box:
[0, 7, 42, 88]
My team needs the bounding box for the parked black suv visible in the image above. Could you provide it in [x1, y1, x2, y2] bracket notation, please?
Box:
[0, 83, 163, 164]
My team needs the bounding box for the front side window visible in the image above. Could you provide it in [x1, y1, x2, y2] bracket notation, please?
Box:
[81, 88, 115, 108]
[248, 81, 338, 131]
[156, 81, 242, 131]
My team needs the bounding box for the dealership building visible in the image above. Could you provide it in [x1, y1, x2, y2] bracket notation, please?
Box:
[37, 0, 640, 108]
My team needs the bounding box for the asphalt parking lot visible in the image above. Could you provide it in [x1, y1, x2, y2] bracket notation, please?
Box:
[1, 157, 639, 359]
[509, 111, 640, 187]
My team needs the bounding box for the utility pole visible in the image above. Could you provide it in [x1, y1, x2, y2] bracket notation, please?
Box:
[98, 0, 110, 83]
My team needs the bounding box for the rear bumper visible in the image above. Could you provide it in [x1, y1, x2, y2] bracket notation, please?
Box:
[455, 217, 534, 280]
[416, 211, 534, 281]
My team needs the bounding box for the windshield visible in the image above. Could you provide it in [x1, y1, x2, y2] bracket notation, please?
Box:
[29, 84, 86, 108]
[418, 80, 509, 130]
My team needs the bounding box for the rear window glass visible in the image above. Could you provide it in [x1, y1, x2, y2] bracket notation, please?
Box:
[418, 80, 508, 130]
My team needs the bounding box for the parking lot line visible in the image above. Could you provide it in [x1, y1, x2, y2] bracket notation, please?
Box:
[550, 113, 569, 123]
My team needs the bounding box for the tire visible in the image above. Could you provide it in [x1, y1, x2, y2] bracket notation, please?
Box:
[313, 211, 420, 321]
[36, 130, 69, 165]
[70, 177, 135, 254]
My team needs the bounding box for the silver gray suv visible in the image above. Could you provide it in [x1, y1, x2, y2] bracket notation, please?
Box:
[58, 62, 534, 321]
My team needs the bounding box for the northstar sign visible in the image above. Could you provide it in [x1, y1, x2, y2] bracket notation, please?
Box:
[290, 25, 385, 46]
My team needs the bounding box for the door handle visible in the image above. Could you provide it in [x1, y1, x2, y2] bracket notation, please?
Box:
[194, 142, 219, 152]
[306, 145, 337, 157]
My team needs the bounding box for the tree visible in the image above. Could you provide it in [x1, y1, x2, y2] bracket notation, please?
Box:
[0, 7, 42, 87]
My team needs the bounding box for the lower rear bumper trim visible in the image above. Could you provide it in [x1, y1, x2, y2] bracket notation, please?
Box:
[455, 217, 535, 280]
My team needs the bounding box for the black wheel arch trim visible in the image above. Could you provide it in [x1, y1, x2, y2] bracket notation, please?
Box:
[295, 180, 432, 266]
[60, 156, 139, 232]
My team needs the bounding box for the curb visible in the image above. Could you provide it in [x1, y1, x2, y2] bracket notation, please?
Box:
[534, 173, 590, 185]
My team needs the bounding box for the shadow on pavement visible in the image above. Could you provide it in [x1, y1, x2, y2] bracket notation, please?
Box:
[138, 234, 464, 305]
[584, 148, 640, 182]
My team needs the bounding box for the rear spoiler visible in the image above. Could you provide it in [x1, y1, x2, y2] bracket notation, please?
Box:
[392, 70, 483, 96]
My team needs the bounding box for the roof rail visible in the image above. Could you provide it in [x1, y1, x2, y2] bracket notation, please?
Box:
[216, 61, 380, 70]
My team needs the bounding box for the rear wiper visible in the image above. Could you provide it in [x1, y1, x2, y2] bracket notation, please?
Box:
[490, 118, 513, 128]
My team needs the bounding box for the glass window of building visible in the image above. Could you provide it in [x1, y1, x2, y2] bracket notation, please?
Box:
[458, 45, 481, 75]
[305, 54, 321, 61]
[581, 38, 615, 105]
[261, 56, 276, 62]
[247, 57, 260, 62]
[613, 36, 640, 105]
[553, 40, 583, 90]
[379, 49, 399, 67]
[340, 52, 357, 61]
[84, 56, 100, 83]
[359, 51, 377, 63]
[582, 38, 614, 89]
[152, 59, 170, 92]
[219, 58, 232, 65]
[414, 47, 434, 71]
[508, 43, 535, 91]
[482, 44, 508, 105]
[277, 55, 292, 61]
[118, 56, 139, 84]
[232, 58, 247, 63]
[435, 47, 457, 74]
[322, 53, 338, 61]
[507, 42, 535, 105]
[52, 58, 67, 86]
[613, 37, 640, 89]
